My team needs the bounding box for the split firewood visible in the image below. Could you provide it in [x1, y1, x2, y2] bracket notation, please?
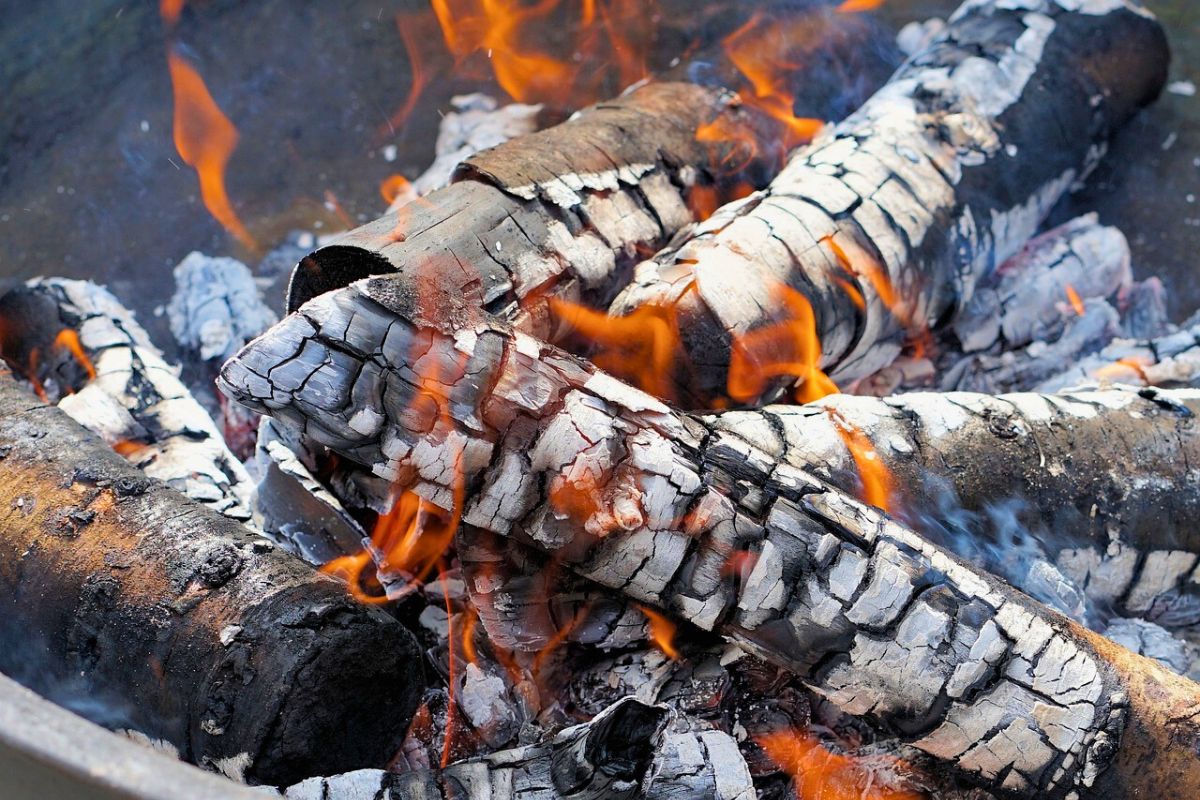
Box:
[1037, 319, 1200, 392]
[272, 699, 753, 800]
[0, 278, 255, 522]
[0, 369, 425, 786]
[221, 291, 1200, 799]
[608, 0, 1168, 406]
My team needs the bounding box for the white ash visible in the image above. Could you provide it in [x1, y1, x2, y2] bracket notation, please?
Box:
[167, 251, 277, 363]
[386, 94, 542, 210]
[897, 18, 947, 56]
[1102, 618, 1194, 676]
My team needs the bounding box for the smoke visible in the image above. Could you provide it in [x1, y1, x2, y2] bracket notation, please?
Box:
[901, 475, 1093, 627]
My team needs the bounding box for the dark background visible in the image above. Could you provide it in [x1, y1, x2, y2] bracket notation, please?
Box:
[2, 0, 1197, 337]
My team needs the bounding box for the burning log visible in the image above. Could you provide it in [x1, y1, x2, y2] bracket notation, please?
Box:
[0, 370, 425, 786]
[608, 0, 1169, 406]
[272, 698, 752, 800]
[285, 81, 767, 332]
[0, 278, 255, 522]
[713, 386, 1200, 626]
[222, 291, 1200, 799]
[285, 3, 901, 332]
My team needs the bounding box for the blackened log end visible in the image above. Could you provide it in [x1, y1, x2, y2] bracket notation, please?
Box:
[287, 247, 396, 314]
[227, 585, 426, 786]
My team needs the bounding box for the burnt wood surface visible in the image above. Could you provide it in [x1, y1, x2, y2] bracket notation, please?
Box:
[0, 371, 425, 786]
[610, 0, 1169, 405]
[221, 288, 1200, 799]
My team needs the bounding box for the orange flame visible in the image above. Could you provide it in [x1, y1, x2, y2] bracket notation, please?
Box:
[728, 283, 839, 405]
[549, 297, 684, 402]
[429, 0, 652, 107]
[828, 409, 896, 513]
[380, 174, 414, 206]
[637, 604, 680, 660]
[167, 50, 258, 253]
[1065, 285, 1085, 316]
[719, 13, 828, 151]
[52, 330, 96, 382]
[384, 13, 434, 135]
[837, 0, 887, 12]
[758, 729, 925, 800]
[1094, 357, 1151, 384]
[826, 236, 933, 359]
[160, 0, 185, 28]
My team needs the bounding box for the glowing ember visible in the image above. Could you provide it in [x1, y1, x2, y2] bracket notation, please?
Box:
[1094, 356, 1151, 384]
[550, 297, 684, 402]
[828, 409, 897, 512]
[166, 50, 258, 253]
[1065, 284, 1086, 316]
[758, 729, 925, 800]
[637, 604, 680, 660]
[728, 283, 839, 405]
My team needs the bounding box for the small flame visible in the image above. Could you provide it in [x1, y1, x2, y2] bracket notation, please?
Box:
[439, 562, 459, 768]
[549, 297, 684, 402]
[837, 0, 887, 12]
[380, 174, 414, 206]
[160, 0, 185, 28]
[167, 50, 258, 252]
[111, 439, 147, 457]
[720, 13, 828, 151]
[1065, 285, 1085, 316]
[429, 0, 651, 107]
[384, 13, 434, 135]
[828, 409, 897, 512]
[636, 604, 680, 660]
[826, 236, 933, 359]
[1094, 357, 1151, 384]
[52, 330, 96, 382]
[728, 283, 839, 405]
[758, 729, 925, 800]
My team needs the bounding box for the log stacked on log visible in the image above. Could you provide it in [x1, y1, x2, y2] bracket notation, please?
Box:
[0, 370, 424, 786]
[221, 287, 1200, 799]
[607, 0, 1168, 405]
[0, 278, 255, 522]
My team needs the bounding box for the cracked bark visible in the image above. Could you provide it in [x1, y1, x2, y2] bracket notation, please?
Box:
[284, 5, 900, 338]
[609, 0, 1168, 406]
[0, 278, 255, 522]
[221, 287, 1200, 799]
[273, 698, 753, 800]
[0, 370, 425, 786]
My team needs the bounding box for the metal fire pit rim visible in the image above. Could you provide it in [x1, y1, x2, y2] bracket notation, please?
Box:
[0, 672, 265, 800]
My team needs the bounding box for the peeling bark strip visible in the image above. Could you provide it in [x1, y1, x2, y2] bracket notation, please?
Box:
[273, 699, 752, 800]
[0, 278, 254, 521]
[610, 0, 1168, 404]
[222, 290, 1200, 799]
[286, 82, 761, 332]
[712, 387, 1200, 625]
[0, 371, 424, 786]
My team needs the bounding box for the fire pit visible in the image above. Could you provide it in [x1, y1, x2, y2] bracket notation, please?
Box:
[4, 1, 1200, 798]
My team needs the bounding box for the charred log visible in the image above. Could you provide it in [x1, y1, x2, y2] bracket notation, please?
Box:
[222, 288, 1200, 799]
[609, 0, 1168, 405]
[0, 370, 424, 786]
[0, 278, 255, 521]
[1037, 319, 1200, 392]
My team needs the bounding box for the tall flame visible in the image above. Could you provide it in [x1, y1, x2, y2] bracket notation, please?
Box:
[728, 283, 839, 405]
[758, 729, 925, 800]
[166, 50, 258, 252]
[383, 13, 434, 136]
